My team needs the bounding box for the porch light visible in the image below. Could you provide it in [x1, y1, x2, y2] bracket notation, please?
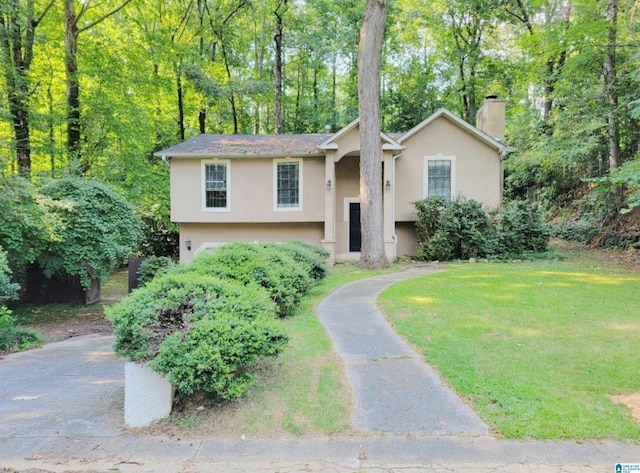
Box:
[385, 180, 391, 191]
[185, 238, 192, 251]
[326, 179, 332, 190]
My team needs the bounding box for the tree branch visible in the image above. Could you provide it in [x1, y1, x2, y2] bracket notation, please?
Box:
[78, 0, 135, 34]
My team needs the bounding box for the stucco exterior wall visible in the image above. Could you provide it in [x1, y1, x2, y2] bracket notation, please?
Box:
[178, 222, 323, 264]
[395, 222, 419, 258]
[395, 117, 503, 222]
[170, 156, 325, 223]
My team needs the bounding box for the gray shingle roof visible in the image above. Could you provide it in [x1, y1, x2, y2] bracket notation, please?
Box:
[155, 133, 332, 158]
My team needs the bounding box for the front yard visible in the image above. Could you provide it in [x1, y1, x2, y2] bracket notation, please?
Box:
[7, 242, 640, 441]
[380, 243, 640, 440]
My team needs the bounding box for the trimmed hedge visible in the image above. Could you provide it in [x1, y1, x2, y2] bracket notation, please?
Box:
[107, 240, 328, 401]
[107, 273, 277, 362]
[180, 242, 314, 317]
[152, 313, 287, 400]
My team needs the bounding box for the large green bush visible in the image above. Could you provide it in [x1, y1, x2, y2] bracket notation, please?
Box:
[107, 272, 277, 362]
[182, 242, 314, 317]
[39, 177, 142, 288]
[414, 197, 550, 261]
[152, 312, 287, 400]
[108, 241, 328, 400]
[494, 200, 551, 256]
[414, 197, 494, 261]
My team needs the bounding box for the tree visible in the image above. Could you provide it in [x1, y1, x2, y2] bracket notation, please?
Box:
[38, 177, 141, 287]
[0, 0, 54, 177]
[358, 0, 389, 269]
[63, 0, 134, 173]
[603, 0, 620, 169]
[273, 0, 287, 134]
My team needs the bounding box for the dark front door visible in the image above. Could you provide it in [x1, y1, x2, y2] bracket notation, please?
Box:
[349, 202, 361, 252]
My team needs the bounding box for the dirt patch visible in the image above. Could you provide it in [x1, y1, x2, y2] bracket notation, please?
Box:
[611, 394, 640, 423]
[29, 309, 112, 344]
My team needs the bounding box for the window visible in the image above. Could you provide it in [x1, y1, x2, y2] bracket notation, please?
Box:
[424, 156, 455, 201]
[274, 159, 302, 210]
[203, 160, 229, 210]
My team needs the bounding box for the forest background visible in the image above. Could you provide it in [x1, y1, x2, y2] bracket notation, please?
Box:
[1, 0, 639, 261]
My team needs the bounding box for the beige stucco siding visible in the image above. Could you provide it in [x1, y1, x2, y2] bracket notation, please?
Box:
[395, 117, 502, 222]
[171, 156, 325, 223]
[395, 222, 419, 258]
[178, 222, 323, 264]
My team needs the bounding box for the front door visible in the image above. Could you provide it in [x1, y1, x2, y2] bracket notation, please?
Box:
[349, 202, 361, 252]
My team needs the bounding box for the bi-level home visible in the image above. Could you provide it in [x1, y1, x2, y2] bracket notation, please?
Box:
[157, 96, 513, 264]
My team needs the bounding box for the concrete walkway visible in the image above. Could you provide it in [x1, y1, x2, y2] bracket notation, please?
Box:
[1, 268, 639, 472]
[317, 267, 487, 435]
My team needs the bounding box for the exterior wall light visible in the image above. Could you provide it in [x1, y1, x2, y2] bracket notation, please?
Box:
[385, 180, 391, 191]
[326, 179, 332, 190]
[185, 238, 192, 251]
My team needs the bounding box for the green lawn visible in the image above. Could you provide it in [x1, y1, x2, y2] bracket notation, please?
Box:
[379, 260, 640, 440]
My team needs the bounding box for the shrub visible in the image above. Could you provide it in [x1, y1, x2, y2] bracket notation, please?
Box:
[494, 201, 551, 255]
[152, 312, 287, 400]
[414, 197, 551, 261]
[415, 197, 494, 261]
[106, 273, 277, 362]
[182, 242, 313, 317]
[278, 241, 329, 281]
[0, 307, 42, 352]
[0, 247, 19, 304]
[136, 256, 175, 286]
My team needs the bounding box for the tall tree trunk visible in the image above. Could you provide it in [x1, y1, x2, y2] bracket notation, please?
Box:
[0, 0, 53, 178]
[358, 0, 389, 269]
[63, 0, 133, 173]
[603, 0, 620, 169]
[274, 0, 287, 134]
[176, 64, 185, 141]
[64, 0, 81, 171]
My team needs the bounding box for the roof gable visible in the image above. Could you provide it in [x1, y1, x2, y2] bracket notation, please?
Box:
[399, 108, 512, 152]
[318, 118, 403, 151]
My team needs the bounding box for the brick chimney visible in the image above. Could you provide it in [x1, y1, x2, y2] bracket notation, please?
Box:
[476, 94, 506, 141]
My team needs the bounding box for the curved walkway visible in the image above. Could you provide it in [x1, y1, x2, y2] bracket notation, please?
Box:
[317, 267, 488, 435]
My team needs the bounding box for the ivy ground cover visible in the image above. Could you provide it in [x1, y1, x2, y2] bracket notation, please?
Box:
[380, 260, 640, 441]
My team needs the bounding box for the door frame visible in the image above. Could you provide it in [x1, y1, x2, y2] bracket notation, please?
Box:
[344, 198, 361, 252]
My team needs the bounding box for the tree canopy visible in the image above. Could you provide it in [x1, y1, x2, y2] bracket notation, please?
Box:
[0, 0, 637, 250]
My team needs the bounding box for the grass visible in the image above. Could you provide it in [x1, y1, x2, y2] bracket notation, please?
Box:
[379, 256, 640, 441]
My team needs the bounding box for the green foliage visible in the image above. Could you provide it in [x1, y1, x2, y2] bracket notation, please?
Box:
[589, 158, 640, 215]
[0, 247, 20, 304]
[414, 197, 550, 261]
[108, 241, 327, 400]
[494, 201, 551, 256]
[278, 241, 329, 281]
[0, 306, 42, 352]
[183, 242, 314, 317]
[136, 256, 175, 286]
[152, 312, 287, 401]
[38, 177, 142, 288]
[107, 272, 276, 362]
[414, 197, 493, 261]
[0, 175, 53, 274]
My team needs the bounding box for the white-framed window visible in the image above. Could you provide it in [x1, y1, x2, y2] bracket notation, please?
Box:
[423, 155, 456, 201]
[202, 159, 230, 211]
[274, 158, 302, 211]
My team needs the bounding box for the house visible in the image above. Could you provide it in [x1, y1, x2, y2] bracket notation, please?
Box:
[157, 96, 513, 264]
